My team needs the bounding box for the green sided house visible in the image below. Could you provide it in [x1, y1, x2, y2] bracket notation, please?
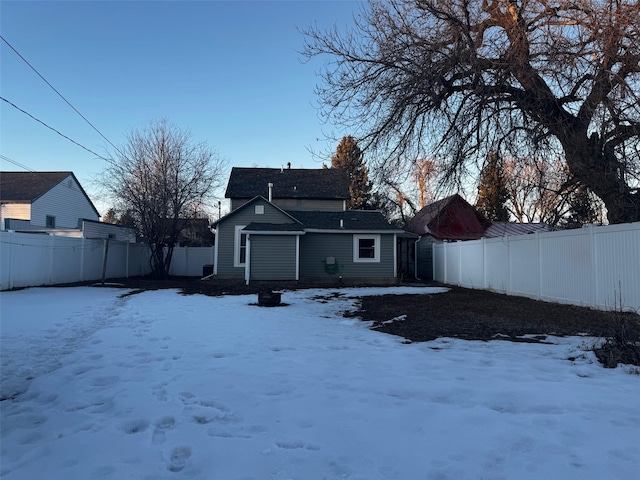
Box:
[213, 167, 404, 284]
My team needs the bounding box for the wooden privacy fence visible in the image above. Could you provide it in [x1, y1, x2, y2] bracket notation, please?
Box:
[0, 231, 215, 290]
[433, 222, 640, 312]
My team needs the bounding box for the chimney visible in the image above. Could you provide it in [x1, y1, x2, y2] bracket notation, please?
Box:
[339, 219, 344, 228]
[268, 183, 273, 202]
[287, 162, 291, 169]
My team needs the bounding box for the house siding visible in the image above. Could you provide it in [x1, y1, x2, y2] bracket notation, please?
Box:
[1, 203, 31, 226]
[31, 176, 99, 228]
[216, 200, 296, 277]
[231, 198, 344, 212]
[299, 233, 395, 282]
[81, 220, 136, 242]
[249, 235, 297, 280]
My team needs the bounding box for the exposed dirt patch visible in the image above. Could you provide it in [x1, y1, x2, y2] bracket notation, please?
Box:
[86, 276, 640, 367]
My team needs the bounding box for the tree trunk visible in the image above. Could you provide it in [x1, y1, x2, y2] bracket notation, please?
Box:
[562, 132, 640, 224]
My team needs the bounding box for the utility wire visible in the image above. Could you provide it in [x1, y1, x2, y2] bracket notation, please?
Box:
[0, 154, 35, 171]
[0, 35, 122, 155]
[1, 96, 114, 165]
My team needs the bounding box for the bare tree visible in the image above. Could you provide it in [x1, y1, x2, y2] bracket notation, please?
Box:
[303, 0, 640, 224]
[103, 119, 226, 277]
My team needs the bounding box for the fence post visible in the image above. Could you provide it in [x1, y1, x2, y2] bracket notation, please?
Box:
[536, 232, 542, 301]
[482, 237, 486, 289]
[457, 241, 462, 286]
[80, 237, 85, 281]
[443, 243, 448, 284]
[8, 231, 14, 290]
[589, 225, 598, 309]
[506, 235, 512, 296]
[49, 233, 55, 286]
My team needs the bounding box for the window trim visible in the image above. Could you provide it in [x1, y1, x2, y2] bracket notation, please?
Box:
[234, 225, 247, 267]
[353, 234, 380, 263]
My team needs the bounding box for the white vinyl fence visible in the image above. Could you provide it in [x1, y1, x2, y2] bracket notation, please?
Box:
[0, 231, 215, 290]
[433, 222, 640, 312]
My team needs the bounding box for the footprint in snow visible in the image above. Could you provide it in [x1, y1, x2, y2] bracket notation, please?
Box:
[152, 416, 176, 445]
[167, 446, 191, 473]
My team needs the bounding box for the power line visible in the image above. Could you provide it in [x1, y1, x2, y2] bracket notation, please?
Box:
[0, 96, 114, 164]
[0, 154, 35, 171]
[0, 35, 122, 154]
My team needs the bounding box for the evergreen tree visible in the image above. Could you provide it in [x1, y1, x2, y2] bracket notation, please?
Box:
[331, 136, 372, 209]
[476, 150, 510, 222]
[560, 185, 603, 229]
[102, 208, 118, 224]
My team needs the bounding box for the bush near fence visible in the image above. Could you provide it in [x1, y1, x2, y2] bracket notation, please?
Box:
[432, 222, 640, 312]
[0, 231, 215, 290]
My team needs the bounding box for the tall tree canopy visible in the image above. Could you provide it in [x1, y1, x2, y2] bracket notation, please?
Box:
[304, 0, 640, 223]
[331, 135, 372, 209]
[103, 119, 226, 277]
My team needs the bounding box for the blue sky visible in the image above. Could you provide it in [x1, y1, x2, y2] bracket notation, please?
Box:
[1, 0, 362, 212]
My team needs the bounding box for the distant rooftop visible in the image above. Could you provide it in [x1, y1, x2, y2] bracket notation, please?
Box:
[225, 167, 350, 200]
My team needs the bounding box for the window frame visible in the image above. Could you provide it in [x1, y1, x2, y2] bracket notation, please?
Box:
[353, 234, 381, 263]
[234, 225, 248, 267]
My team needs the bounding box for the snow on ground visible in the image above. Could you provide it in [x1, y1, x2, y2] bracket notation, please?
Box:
[1, 285, 638, 480]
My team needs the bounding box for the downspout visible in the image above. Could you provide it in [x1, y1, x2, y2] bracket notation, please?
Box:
[245, 234, 251, 285]
[414, 236, 422, 282]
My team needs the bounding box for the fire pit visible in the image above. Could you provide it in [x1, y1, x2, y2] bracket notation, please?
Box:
[257, 291, 282, 307]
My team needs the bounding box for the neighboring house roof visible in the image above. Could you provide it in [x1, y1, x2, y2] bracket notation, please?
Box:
[0, 171, 100, 217]
[225, 167, 350, 200]
[287, 210, 402, 232]
[405, 194, 491, 240]
[484, 222, 553, 238]
[406, 194, 553, 240]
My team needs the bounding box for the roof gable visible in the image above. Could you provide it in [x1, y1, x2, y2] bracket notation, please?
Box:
[405, 194, 491, 240]
[225, 167, 350, 200]
[0, 171, 100, 217]
[1, 171, 74, 202]
[212, 196, 301, 227]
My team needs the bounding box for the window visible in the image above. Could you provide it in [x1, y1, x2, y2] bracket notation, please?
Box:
[234, 225, 247, 267]
[46, 215, 56, 228]
[353, 234, 380, 262]
[255, 205, 264, 215]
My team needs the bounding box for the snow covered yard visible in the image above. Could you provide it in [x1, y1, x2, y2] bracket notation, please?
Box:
[1, 286, 638, 480]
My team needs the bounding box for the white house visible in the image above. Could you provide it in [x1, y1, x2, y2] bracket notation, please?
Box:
[0, 171, 135, 242]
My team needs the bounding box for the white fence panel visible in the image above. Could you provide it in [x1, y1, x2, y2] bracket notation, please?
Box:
[484, 238, 510, 294]
[459, 240, 484, 289]
[1, 231, 214, 290]
[431, 222, 640, 312]
[432, 243, 446, 283]
[593, 223, 640, 311]
[509, 235, 539, 299]
[168, 247, 214, 277]
[539, 229, 593, 307]
[50, 236, 85, 285]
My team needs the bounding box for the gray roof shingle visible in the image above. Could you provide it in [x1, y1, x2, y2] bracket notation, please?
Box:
[225, 167, 350, 200]
[286, 210, 401, 231]
[0, 171, 74, 202]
